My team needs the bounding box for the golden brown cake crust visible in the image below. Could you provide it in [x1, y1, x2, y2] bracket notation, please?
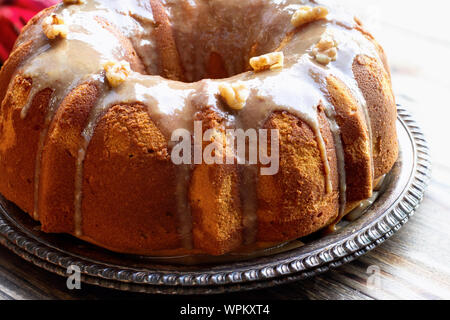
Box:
[0, 76, 52, 216]
[257, 108, 339, 242]
[39, 82, 100, 234]
[189, 109, 243, 255]
[353, 55, 398, 178]
[190, 163, 243, 255]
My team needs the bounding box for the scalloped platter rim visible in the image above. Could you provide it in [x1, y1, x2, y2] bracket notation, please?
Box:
[0, 106, 431, 295]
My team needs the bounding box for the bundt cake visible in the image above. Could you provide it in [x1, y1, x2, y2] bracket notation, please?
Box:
[0, 0, 398, 256]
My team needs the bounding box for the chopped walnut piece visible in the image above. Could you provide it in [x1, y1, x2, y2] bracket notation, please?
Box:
[315, 53, 332, 65]
[42, 14, 68, 39]
[311, 33, 338, 65]
[219, 81, 250, 110]
[315, 34, 336, 51]
[291, 6, 329, 28]
[249, 52, 284, 72]
[63, 0, 85, 4]
[103, 60, 132, 88]
[326, 47, 337, 59]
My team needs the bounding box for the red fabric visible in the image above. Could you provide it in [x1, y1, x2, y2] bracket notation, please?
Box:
[0, 0, 58, 63]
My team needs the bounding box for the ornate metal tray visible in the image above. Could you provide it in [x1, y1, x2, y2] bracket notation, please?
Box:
[0, 106, 431, 294]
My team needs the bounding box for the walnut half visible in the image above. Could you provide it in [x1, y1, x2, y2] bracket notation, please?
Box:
[42, 14, 68, 39]
[103, 60, 132, 88]
[249, 52, 284, 72]
[311, 33, 338, 65]
[219, 81, 250, 110]
[291, 6, 329, 28]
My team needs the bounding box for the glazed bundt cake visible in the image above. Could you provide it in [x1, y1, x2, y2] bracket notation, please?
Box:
[0, 0, 398, 256]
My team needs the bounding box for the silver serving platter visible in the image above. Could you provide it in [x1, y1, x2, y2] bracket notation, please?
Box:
[0, 106, 431, 294]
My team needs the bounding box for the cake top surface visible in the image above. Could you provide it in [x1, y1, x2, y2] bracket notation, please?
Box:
[16, 0, 377, 136]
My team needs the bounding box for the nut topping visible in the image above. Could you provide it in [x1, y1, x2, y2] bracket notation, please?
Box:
[103, 60, 132, 88]
[219, 81, 250, 110]
[249, 52, 284, 72]
[311, 33, 338, 65]
[42, 14, 68, 39]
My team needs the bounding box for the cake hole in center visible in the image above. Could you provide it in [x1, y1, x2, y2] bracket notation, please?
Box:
[159, 50, 252, 83]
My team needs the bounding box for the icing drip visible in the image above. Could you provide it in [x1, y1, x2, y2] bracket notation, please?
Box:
[318, 94, 347, 216]
[309, 62, 347, 215]
[327, 24, 376, 182]
[21, 74, 93, 220]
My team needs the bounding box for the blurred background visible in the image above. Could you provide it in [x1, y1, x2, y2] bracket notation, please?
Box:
[0, 0, 58, 62]
[342, 0, 450, 166]
[0, 0, 449, 299]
